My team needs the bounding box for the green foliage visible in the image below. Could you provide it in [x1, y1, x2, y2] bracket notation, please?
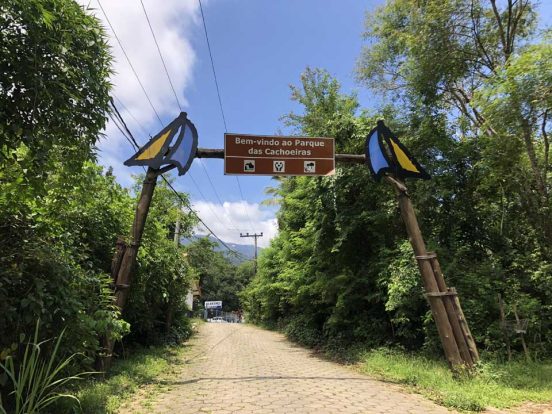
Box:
[187, 238, 250, 312]
[243, 70, 396, 348]
[283, 315, 324, 349]
[123, 177, 196, 345]
[244, 38, 552, 360]
[52, 335, 197, 414]
[0, 0, 111, 186]
[0, 163, 132, 370]
[0, 322, 92, 414]
[0, 0, 126, 376]
[0, 0, 200, 408]
[361, 348, 552, 411]
[380, 241, 425, 343]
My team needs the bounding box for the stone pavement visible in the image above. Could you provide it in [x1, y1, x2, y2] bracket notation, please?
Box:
[137, 323, 453, 413]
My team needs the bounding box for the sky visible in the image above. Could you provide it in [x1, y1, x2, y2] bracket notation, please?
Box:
[81, 0, 381, 247]
[82, 0, 551, 248]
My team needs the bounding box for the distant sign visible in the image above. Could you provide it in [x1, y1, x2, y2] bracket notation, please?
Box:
[224, 134, 335, 176]
[205, 301, 222, 309]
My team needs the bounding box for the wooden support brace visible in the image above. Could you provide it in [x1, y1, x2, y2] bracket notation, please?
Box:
[385, 176, 464, 369]
[110, 237, 127, 283]
[425, 291, 458, 297]
[428, 254, 475, 367]
[450, 287, 480, 363]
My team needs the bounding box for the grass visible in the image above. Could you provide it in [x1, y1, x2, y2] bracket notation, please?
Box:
[50, 344, 190, 414]
[360, 348, 552, 412]
[51, 319, 202, 414]
[82, 346, 188, 413]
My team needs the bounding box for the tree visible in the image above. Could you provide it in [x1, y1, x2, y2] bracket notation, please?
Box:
[186, 238, 247, 311]
[0, 0, 116, 373]
[475, 42, 552, 243]
[0, 0, 111, 184]
[243, 69, 398, 347]
[0, 163, 132, 369]
[357, 0, 551, 248]
[244, 56, 552, 358]
[122, 176, 197, 343]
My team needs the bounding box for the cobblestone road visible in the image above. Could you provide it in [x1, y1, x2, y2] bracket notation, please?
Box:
[145, 323, 453, 413]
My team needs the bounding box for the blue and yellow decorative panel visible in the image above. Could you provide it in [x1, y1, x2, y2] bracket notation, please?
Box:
[124, 112, 198, 176]
[365, 120, 430, 181]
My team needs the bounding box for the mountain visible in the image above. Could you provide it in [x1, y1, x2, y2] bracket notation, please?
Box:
[181, 235, 261, 264]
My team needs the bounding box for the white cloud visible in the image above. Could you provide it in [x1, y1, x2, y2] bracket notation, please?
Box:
[79, 1, 281, 247]
[80, 0, 199, 183]
[192, 201, 278, 248]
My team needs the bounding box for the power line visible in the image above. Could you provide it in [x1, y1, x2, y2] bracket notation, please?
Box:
[186, 171, 235, 231]
[235, 176, 256, 231]
[160, 174, 247, 260]
[112, 95, 151, 138]
[197, 0, 256, 232]
[110, 100, 245, 260]
[198, 159, 243, 231]
[102, 2, 248, 257]
[198, 0, 227, 131]
[109, 113, 134, 148]
[96, 0, 163, 126]
[139, 0, 240, 233]
[139, 0, 182, 111]
[101, 4, 233, 235]
[109, 98, 140, 148]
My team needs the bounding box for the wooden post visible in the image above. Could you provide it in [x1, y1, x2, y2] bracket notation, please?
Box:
[100, 167, 158, 369]
[513, 304, 530, 362]
[114, 167, 158, 309]
[111, 237, 127, 283]
[450, 287, 479, 363]
[429, 256, 476, 366]
[385, 176, 464, 368]
[96, 236, 127, 372]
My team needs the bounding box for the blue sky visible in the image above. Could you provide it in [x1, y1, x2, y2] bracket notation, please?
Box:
[85, 0, 550, 246]
[184, 1, 378, 196]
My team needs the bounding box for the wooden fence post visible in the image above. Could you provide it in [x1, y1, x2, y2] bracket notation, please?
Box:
[498, 294, 512, 361]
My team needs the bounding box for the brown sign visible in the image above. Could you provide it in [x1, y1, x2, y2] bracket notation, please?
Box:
[224, 133, 335, 176]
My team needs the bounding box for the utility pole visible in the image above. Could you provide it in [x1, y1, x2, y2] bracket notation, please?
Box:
[173, 215, 181, 245]
[167, 211, 182, 332]
[240, 232, 263, 274]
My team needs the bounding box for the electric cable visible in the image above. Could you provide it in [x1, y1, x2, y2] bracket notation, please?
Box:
[100, 2, 251, 257]
[197, 0, 257, 232]
[112, 95, 151, 138]
[139, 0, 183, 111]
[111, 101, 246, 260]
[140, 0, 243, 232]
[97, 0, 163, 126]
